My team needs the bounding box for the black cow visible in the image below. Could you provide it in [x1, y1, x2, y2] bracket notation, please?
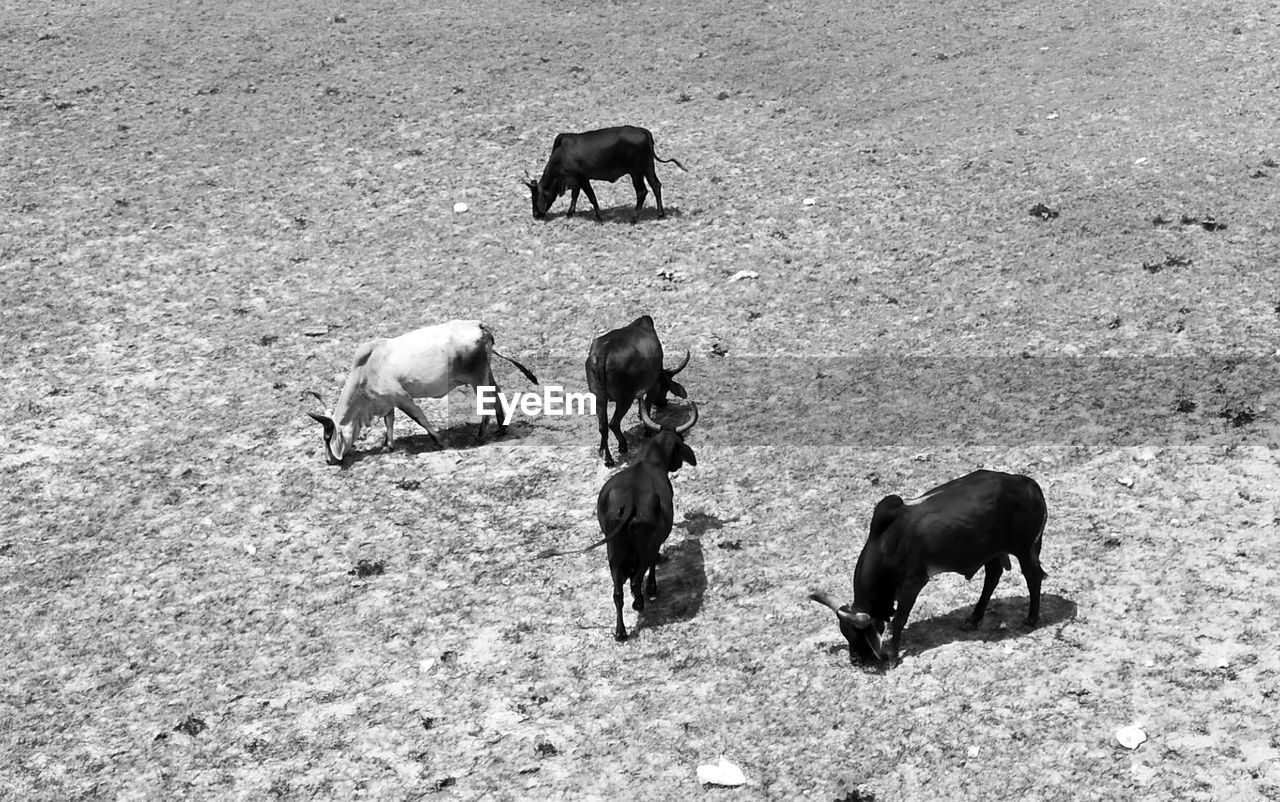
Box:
[585, 315, 689, 467]
[811, 470, 1048, 664]
[538, 402, 699, 641]
[524, 126, 686, 223]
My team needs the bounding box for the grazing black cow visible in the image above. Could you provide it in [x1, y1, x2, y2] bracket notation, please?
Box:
[585, 315, 689, 467]
[538, 402, 699, 641]
[811, 470, 1048, 664]
[524, 126, 686, 223]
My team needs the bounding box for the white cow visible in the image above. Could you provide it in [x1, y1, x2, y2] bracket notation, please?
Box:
[308, 320, 537, 464]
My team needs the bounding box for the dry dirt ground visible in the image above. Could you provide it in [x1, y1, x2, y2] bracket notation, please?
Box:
[3, 0, 1280, 799]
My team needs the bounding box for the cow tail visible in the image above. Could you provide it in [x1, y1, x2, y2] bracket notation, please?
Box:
[480, 323, 538, 385]
[494, 351, 539, 386]
[648, 131, 688, 172]
[536, 506, 634, 559]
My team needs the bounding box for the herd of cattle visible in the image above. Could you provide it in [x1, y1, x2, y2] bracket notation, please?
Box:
[306, 126, 1050, 665]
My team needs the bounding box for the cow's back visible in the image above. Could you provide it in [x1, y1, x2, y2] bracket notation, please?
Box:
[381, 320, 488, 398]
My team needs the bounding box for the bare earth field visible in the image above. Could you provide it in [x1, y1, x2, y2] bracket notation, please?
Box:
[3, 0, 1279, 799]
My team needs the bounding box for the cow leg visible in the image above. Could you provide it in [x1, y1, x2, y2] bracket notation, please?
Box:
[890, 576, 927, 661]
[1017, 554, 1045, 628]
[630, 173, 647, 223]
[567, 188, 580, 218]
[608, 399, 630, 458]
[598, 402, 616, 467]
[381, 410, 396, 450]
[644, 562, 658, 601]
[630, 569, 645, 612]
[966, 559, 1005, 629]
[646, 167, 665, 218]
[613, 568, 628, 641]
[396, 400, 442, 447]
[579, 181, 604, 222]
[479, 365, 504, 441]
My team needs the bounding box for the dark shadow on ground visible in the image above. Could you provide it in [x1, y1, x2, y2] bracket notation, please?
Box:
[543, 205, 685, 224]
[339, 419, 537, 466]
[636, 536, 707, 634]
[900, 592, 1078, 657]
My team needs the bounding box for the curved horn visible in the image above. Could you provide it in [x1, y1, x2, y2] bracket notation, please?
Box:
[673, 401, 699, 434]
[809, 591, 842, 613]
[851, 612, 872, 629]
[639, 399, 663, 432]
[307, 390, 327, 409]
[667, 349, 690, 376]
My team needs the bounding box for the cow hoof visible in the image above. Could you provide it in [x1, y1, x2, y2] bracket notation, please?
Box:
[614, 630, 628, 642]
[1023, 616, 1040, 629]
[961, 618, 981, 631]
[603, 457, 616, 468]
[632, 598, 645, 612]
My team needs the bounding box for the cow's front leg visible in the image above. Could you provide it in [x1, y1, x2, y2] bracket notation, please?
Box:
[889, 576, 927, 662]
[579, 181, 604, 222]
[567, 187, 580, 217]
[381, 410, 396, 450]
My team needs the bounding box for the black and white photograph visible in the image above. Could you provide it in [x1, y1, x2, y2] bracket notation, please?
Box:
[3, 0, 1278, 798]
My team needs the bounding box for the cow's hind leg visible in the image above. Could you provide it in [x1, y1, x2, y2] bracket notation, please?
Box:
[630, 568, 645, 612]
[479, 365, 504, 440]
[646, 166, 664, 218]
[966, 558, 1006, 629]
[1017, 552, 1045, 628]
[644, 562, 658, 601]
[579, 181, 604, 222]
[613, 569, 628, 641]
[630, 173, 647, 223]
[608, 400, 630, 458]
[598, 402, 616, 467]
[397, 400, 442, 447]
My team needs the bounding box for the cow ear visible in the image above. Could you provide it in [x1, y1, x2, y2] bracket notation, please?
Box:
[667, 378, 688, 399]
[679, 442, 697, 467]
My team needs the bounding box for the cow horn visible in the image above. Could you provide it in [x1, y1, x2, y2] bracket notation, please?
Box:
[639, 400, 663, 432]
[667, 349, 690, 376]
[307, 390, 327, 409]
[809, 591, 842, 613]
[673, 401, 698, 434]
[851, 612, 872, 629]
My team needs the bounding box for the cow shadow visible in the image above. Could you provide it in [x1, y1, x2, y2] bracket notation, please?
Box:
[899, 593, 1078, 657]
[549, 205, 685, 224]
[339, 419, 537, 466]
[636, 536, 707, 634]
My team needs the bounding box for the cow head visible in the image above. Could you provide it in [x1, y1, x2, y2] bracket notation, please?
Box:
[639, 401, 698, 471]
[307, 392, 352, 465]
[525, 174, 561, 219]
[651, 349, 690, 409]
[810, 591, 889, 664]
